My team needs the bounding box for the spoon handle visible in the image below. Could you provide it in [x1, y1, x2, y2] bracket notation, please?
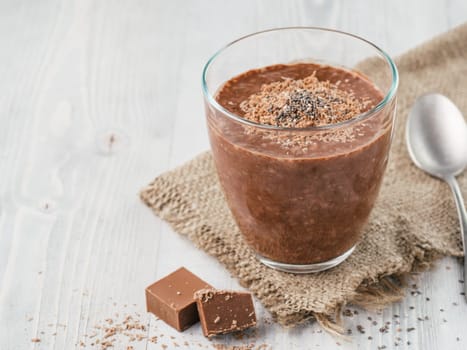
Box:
[446, 176, 467, 301]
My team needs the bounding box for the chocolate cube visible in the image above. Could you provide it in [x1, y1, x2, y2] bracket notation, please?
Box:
[194, 289, 257, 337]
[145, 267, 212, 331]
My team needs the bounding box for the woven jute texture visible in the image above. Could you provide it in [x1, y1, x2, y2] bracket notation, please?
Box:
[141, 23, 467, 331]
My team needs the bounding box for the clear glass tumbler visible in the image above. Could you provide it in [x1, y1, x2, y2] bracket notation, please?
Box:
[202, 28, 398, 273]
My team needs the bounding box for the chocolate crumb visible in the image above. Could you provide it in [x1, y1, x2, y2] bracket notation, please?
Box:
[31, 338, 41, 343]
[407, 327, 415, 332]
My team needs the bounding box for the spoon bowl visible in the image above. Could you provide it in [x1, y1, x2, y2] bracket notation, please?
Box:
[406, 93, 467, 179]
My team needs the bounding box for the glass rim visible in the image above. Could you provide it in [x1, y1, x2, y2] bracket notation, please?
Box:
[201, 26, 399, 131]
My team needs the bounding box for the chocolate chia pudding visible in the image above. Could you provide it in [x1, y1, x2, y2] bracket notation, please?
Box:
[205, 62, 395, 266]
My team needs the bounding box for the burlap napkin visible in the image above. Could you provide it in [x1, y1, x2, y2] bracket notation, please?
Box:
[141, 23, 467, 333]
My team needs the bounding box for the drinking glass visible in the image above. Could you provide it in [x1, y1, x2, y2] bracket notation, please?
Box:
[202, 28, 398, 273]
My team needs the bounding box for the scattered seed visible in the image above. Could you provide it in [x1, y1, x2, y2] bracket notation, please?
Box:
[343, 309, 353, 317]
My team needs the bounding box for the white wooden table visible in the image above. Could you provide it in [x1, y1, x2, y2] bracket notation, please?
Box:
[1, 1, 466, 349]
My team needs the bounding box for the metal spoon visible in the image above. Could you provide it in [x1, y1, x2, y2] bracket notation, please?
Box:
[406, 93, 467, 300]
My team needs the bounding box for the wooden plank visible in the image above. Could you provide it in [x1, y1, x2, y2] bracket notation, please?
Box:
[0, 0, 465, 349]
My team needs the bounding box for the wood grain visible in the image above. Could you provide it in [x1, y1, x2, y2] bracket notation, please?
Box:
[0, 1, 466, 349]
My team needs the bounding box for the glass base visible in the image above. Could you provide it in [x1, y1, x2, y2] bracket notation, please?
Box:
[257, 245, 356, 274]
